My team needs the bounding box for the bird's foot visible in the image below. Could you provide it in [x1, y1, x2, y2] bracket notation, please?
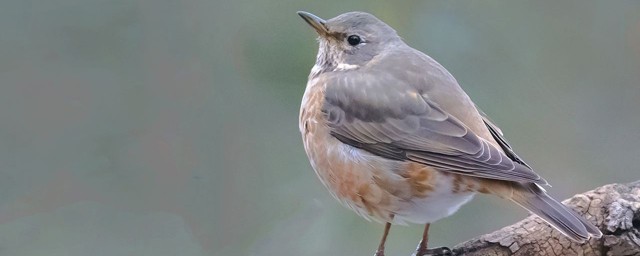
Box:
[412, 246, 452, 256]
[373, 248, 385, 256]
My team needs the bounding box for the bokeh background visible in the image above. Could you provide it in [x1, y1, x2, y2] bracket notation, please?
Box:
[0, 1, 638, 255]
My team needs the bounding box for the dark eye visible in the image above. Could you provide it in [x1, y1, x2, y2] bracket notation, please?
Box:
[347, 35, 361, 46]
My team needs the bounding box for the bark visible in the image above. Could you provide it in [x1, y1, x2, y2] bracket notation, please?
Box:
[451, 181, 640, 256]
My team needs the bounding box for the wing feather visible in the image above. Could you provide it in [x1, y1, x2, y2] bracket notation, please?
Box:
[322, 70, 544, 184]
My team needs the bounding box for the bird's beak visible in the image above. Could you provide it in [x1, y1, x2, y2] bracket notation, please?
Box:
[297, 11, 328, 36]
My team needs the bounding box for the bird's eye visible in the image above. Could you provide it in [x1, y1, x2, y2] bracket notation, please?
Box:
[347, 35, 361, 46]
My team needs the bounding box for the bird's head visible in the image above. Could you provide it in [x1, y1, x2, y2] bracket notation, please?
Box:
[297, 11, 402, 76]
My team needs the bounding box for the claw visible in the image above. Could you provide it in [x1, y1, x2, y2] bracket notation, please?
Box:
[413, 246, 452, 256]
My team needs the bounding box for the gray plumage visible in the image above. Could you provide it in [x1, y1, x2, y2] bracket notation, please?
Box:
[298, 11, 601, 243]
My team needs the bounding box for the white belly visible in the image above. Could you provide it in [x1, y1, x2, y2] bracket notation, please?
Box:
[393, 173, 476, 225]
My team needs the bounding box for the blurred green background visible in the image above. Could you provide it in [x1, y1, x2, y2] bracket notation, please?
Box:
[0, 0, 638, 255]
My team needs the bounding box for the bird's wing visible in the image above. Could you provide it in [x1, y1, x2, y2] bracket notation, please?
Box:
[322, 71, 545, 184]
[476, 106, 532, 169]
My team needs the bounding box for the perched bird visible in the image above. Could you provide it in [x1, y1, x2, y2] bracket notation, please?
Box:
[297, 11, 602, 256]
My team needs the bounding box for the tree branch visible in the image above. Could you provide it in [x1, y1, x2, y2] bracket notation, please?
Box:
[451, 181, 640, 256]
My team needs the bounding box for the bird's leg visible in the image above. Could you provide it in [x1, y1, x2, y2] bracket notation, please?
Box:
[415, 223, 431, 255]
[373, 222, 392, 256]
[413, 224, 452, 256]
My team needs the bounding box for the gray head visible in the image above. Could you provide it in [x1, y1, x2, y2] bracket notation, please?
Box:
[297, 11, 403, 75]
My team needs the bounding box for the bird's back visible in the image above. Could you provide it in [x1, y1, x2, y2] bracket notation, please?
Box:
[360, 45, 502, 150]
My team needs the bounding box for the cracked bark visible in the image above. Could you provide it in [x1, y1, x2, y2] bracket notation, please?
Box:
[451, 181, 640, 256]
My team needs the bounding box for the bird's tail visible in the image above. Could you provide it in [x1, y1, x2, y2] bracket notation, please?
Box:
[484, 181, 602, 242]
[510, 183, 602, 242]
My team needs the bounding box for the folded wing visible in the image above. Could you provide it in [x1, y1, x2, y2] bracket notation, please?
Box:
[323, 71, 546, 184]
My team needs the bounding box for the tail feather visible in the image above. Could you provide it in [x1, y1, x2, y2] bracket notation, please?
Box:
[510, 183, 602, 242]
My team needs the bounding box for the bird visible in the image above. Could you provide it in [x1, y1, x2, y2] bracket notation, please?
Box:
[296, 11, 602, 256]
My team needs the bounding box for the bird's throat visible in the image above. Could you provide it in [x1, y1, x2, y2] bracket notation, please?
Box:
[312, 39, 341, 77]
